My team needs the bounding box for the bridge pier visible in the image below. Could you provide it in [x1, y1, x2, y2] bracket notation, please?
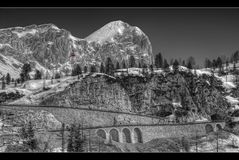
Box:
[105, 131, 110, 143]
[119, 130, 123, 143]
[131, 129, 136, 144]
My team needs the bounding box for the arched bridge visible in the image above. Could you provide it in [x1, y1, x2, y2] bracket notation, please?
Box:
[90, 121, 225, 144]
[0, 104, 226, 144]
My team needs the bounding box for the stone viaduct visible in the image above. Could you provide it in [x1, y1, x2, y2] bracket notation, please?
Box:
[90, 121, 225, 144]
[0, 104, 226, 145]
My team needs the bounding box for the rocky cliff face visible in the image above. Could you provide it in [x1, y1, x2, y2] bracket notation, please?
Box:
[40, 69, 231, 123]
[148, 71, 230, 122]
[0, 21, 152, 78]
[40, 73, 132, 113]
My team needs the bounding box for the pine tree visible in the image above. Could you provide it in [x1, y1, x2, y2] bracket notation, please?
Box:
[100, 63, 105, 73]
[129, 55, 136, 68]
[173, 60, 179, 72]
[226, 60, 229, 82]
[116, 61, 121, 70]
[72, 64, 82, 76]
[71, 65, 76, 76]
[233, 50, 239, 63]
[77, 65, 82, 75]
[217, 57, 223, 74]
[212, 59, 217, 71]
[138, 61, 142, 68]
[1, 78, 5, 90]
[67, 123, 85, 152]
[6, 73, 11, 85]
[154, 54, 159, 68]
[74, 124, 84, 152]
[21, 121, 38, 152]
[233, 62, 236, 72]
[187, 56, 196, 68]
[20, 63, 31, 82]
[187, 61, 193, 70]
[84, 66, 88, 73]
[61, 123, 65, 152]
[181, 136, 190, 152]
[105, 57, 114, 75]
[34, 69, 42, 80]
[163, 59, 169, 70]
[122, 59, 127, 69]
[150, 64, 154, 74]
[142, 64, 148, 76]
[20, 72, 25, 84]
[20, 125, 28, 139]
[67, 124, 75, 152]
[27, 121, 34, 139]
[55, 72, 61, 79]
[204, 58, 210, 68]
[90, 65, 96, 73]
[16, 78, 20, 84]
[154, 52, 163, 68]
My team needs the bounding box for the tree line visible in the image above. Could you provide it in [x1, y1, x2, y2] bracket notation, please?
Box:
[154, 52, 197, 70]
[204, 50, 239, 73]
[3, 50, 238, 90]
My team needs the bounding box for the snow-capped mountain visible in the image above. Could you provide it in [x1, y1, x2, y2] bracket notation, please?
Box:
[0, 21, 153, 78]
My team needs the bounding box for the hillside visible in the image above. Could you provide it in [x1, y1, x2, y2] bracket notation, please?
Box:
[1, 66, 235, 128]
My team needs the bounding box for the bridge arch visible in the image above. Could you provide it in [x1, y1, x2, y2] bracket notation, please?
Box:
[96, 129, 107, 139]
[205, 124, 214, 134]
[109, 128, 119, 142]
[122, 128, 132, 143]
[134, 128, 143, 143]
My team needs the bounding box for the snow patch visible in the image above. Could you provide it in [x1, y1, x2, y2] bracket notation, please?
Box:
[223, 82, 236, 89]
[226, 96, 239, 105]
[195, 117, 208, 122]
[134, 27, 143, 35]
[0, 54, 23, 79]
[115, 68, 144, 77]
[85, 20, 126, 44]
[0, 43, 12, 49]
[194, 69, 212, 76]
[12, 29, 38, 38]
[0, 87, 32, 96]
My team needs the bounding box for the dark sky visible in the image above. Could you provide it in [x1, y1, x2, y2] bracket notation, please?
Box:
[1, 8, 239, 66]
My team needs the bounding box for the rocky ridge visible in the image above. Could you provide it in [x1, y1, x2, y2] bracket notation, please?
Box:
[0, 21, 152, 78]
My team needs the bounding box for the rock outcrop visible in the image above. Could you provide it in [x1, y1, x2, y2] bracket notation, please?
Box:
[40, 69, 231, 124]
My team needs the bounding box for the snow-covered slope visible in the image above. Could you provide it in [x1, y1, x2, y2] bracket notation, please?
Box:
[0, 54, 22, 79]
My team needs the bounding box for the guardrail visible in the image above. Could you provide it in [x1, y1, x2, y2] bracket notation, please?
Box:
[48, 120, 225, 132]
[0, 104, 164, 120]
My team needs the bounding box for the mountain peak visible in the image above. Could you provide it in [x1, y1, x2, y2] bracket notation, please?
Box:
[37, 23, 60, 30]
[85, 20, 129, 43]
